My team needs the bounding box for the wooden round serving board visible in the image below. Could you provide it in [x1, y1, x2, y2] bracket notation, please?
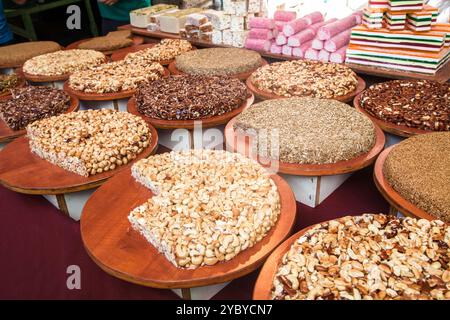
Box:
[354, 92, 433, 138]
[168, 58, 268, 81]
[111, 44, 197, 65]
[21, 56, 109, 83]
[373, 146, 441, 222]
[80, 170, 297, 289]
[127, 93, 254, 130]
[253, 223, 318, 300]
[225, 117, 386, 176]
[0, 123, 158, 194]
[0, 75, 27, 99]
[0, 95, 79, 143]
[246, 76, 366, 103]
[63, 67, 170, 101]
[66, 36, 145, 55]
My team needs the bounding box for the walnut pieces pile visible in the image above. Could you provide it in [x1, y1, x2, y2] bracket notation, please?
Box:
[23, 49, 106, 76]
[272, 214, 450, 300]
[68, 60, 165, 93]
[128, 150, 281, 269]
[250, 60, 358, 99]
[124, 39, 193, 63]
[360, 80, 450, 131]
[0, 86, 70, 130]
[27, 109, 151, 177]
[134, 75, 249, 120]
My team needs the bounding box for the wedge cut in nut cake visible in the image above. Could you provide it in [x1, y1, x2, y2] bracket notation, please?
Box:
[128, 150, 281, 269]
[272, 214, 450, 300]
[124, 39, 193, 63]
[26, 109, 151, 176]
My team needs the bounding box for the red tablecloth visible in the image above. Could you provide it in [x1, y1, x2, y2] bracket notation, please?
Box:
[0, 166, 389, 299]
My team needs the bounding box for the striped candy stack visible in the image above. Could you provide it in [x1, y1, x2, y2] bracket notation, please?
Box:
[363, 8, 384, 29]
[346, 0, 450, 74]
[368, 0, 389, 10]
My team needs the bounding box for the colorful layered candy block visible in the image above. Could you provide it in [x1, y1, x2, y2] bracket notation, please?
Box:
[388, 0, 424, 12]
[432, 23, 450, 47]
[406, 11, 432, 32]
[424, 5, 439, 25]
[363, 8, 384, 29]
[384, 11, 406, 30]
[368, 0, 389, 10]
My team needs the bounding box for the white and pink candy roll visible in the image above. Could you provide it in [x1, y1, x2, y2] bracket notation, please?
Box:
[283, 18, 309, 37]
[330, 46, 348, 63]
[318, 49, 330, 62]
[282, 45, 293, 56]
[324, 29, 351, 52]
[275, 21, 287, 32]
[292, 40, 312, 57]
[302, 11, 324, 25]
[249, 17, 276, 29]
[245, 38, 271, 52]
[317, 15, 357, 40]
[287, 29, 315, 47]
[275, 33, 287, 45]
[307, 18, 337, 33]
[274, 10, 297, 22]
[305, 48, 319, 60]
[270, 42, 282, 54]
[249, 28, 274, 40]
[311, 38, 324, 50]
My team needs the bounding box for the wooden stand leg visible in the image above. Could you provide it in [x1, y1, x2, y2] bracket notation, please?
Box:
[314, 176, 321, 207]
[113, 100, 119, 111]
[181, 288, 192, 300]
[188, 129, 194, 149]
[56, 194, 70, 216]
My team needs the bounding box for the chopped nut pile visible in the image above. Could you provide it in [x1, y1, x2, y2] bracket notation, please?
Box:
[23, 49, 106, 76]
[250, 60, 358, 99]
[0, 86, 70, 130]
[384, 132, 450, 222]
[175, 48, 262, 76]
[27, 109, 151, 176]
[128, 150, 281, 269]
[360, 80, 450, 131]
[125, 39, 193, 63]
[69, 60, 165, 93]
[234, 98, 376, 164]
[135, 75, 249, 120]
[272, 214, 450, 300]
[0, 41, 61, 66]
[0, 73, 20, 95]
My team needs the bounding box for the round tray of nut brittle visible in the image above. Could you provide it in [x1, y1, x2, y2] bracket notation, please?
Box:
[0, 109, 158, 194]
[374, 133, 450, 223]
[225, 98, 386, 176]
[80, 150, 297, 289]
[354, 80, 450, 137]
[0, 91, 80, 143]
[127, 74, 254, 130]
[254, 214, 450, 300]
[63, 67, 170, 101]
[66, 36, 145, 55]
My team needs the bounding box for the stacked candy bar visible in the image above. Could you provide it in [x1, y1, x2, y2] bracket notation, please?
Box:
[210, 0, 267, 48]
[406, 10, 432, 31]
[245, 17, 278, 53]
[368, 0, 389, 10]
[424, 5, 439, 25]
[180, 13, 213, 41]
[363, 8, 384, 29]
[388, 0, 423, 12]
[433, 23, 450, 47]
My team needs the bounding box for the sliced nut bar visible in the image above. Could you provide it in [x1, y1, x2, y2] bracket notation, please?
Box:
[0, 41, 61, 66]
[272, 214, 450, 300]
[175, 48, 262, 76]
[23, 49, 106, 76]
[26, 109, 151, 176]
[250, 60, 358, 99]
[69, 60, 164, 93]
[234, 97, 376, 164]
[384, 132, 450, 222]
[360, 80, 450, 131]
[129, 150, 281, 269]
[0, 86, 70, 130]
[135, 75, 249, 120]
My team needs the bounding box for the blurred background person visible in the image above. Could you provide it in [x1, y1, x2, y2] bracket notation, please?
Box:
[97, 0, 150, 35]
